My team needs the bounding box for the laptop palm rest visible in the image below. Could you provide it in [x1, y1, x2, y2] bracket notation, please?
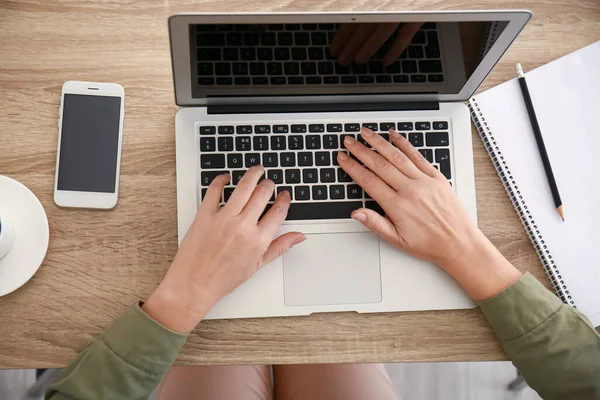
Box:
[282, 232, 382, 307]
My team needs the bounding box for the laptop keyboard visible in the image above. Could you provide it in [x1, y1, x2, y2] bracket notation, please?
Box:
[194, 23, 444, 86]
[197, 120, 453, 221]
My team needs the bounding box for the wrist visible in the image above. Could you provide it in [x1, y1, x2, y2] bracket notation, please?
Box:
[142, 278, 215, 334]
[440, 230, 522, 301]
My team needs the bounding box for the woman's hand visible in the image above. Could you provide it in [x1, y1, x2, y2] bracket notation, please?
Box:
[337, 128, 522, 301]
[143, 166, 305, 333]
[330, 23, 423, 65]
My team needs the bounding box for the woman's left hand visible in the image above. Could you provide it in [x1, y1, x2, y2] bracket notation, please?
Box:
[143, 165, 305, 333]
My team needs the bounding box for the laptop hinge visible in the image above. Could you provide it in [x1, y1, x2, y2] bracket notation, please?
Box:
[207, 101, 439, 115]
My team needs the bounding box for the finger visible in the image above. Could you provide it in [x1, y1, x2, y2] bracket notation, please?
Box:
[338, 23, 377, 65]
[355, 23, 400, 64]
[223, 165, 264, 215]
[358, 127, 422, 179]
[383, 22, 423, 66]
[259, 190, 291, 235]
[330, 24, 357, 56]
[337, 151, 396, 203]
[259, 232, 306, 267]
[200, 173, 230, 213]
[390, 130, 439, 177]
[343, 131, 409, 189]
[242, 178, 275, 221]
[351, 208, 397, 242]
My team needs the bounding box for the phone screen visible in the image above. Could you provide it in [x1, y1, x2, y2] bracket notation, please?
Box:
[57, 94, 121, 193]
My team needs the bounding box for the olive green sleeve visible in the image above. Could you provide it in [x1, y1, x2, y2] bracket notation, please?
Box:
[45, 303, 188, 400]
[478, 272, 600, 399]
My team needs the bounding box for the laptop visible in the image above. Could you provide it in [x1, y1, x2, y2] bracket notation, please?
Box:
[169, 11, 531, 319]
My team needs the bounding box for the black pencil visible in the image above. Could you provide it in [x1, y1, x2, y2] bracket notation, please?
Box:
[516, 63, 564, 222]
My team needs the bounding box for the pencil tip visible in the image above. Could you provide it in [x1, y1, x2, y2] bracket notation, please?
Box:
[557, 205, 565, 222]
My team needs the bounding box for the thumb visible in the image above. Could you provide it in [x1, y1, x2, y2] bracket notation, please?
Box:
[259, 232, 306, 267]
[351, 208, 396, 240]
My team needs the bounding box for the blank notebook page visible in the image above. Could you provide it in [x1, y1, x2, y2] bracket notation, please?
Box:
[470, 41, 600, 325]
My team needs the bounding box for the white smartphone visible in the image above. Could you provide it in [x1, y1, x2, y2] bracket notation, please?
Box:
[54, 81, 125, 209]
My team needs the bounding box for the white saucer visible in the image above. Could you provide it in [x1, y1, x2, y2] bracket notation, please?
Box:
[0, 176, 49, 297]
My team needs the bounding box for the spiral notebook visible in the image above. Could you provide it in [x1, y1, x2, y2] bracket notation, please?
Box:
[469, 41, 600, 326]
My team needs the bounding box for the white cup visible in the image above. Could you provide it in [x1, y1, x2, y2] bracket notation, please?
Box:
[0, 214, 15, 260]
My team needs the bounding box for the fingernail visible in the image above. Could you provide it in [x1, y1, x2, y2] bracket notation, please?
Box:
[352, 212, 367, 222]
[361, 127, 374, 136]
[280, 189, 291, 199]
[293, 235, 307, 245]
[390, 130, 401, 139]
[337, 151, 348, 161]
[344, 135, 356, 145]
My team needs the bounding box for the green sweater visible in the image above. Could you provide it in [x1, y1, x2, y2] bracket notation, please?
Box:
[45, 273, 600, 400]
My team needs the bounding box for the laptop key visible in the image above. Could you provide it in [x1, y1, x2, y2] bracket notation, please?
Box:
[306, 135, 321, 149]
[198, 78, 214, 85]
[306, 77, 322, 84]
[419, 60, 442, 73]
[433, 121, 448, 130]
[347, 184, 362, 199]
[426, 132, 449, 147]
[309, 124, 325, 133]
[397, 122, 413, 131]
[240, 48, 256, 61]
[263, 153, 278, 167]
[291, 48, 307, 60]
[271, 136, 286, 150]
[340, 134, 356, 149]
[288, 135, 304, 150]
[198, 48, 221, 61]
[274, 48, 290, 60]
[218, 137, 233, 151]
[358, 76, 375, 83]
[323, 135, 339, 149]
[380, 122, 395, 131]
[200, 137, 216, 152]
[216, 77, 233, 85]
[381, 133, 390, 142]
[366, 201, 385, 216]
[268, 169, 284, 184]
[280, 153, 296, 167]
[344, 123, 360, 132]
[197, 33, 225, 47]
[200, 154, 225, 169]
[235, 136, 252, 151]
[201, 188, 208, 200]
[402, 60, 417, 73]
[223, 48, 238, 61]
[295, 32, 310, 45]
[199, 126, 216, 135]
[291, 124, 307, 133]
[257, 48, 273, 61]
[362, 123, 378, 131]
[284, 62, 300, 75]
[320, 168, 336, 182]
[323, 76, 340, 84]
[298, 152, 313, 166]
[277, 186, 293, 199]
[419, 149, 434, 163]
[411, 75, 427, 83]
[236, 125, 252, 134]
[227, 154, 243, 168]
[436, 149, 451, 179]
[253, 136, 269, 151]
[315, 151, 330, 166]
[308, 47, 324, 60]
[295, 186, 311, 201]
[326, 123, 342, 132]
[255, 125, 271, 134]
[341, 76, 357, 84]
[409, 46, 424, 59]
[393, 75, 409, 83]
[428, 74, 444, 82]
[409, 133, 424, 147]
[312, 185, 328, 200]
[249, 62, 266, 75]
[301, 62, 317, 75]
[232, 170, 246, 185]
[337, 168, 352, 182]
[288, 77, 304, 84]
[201, 170, 228, 186]
[218, 126, 235, 134]
[267, 62, 283, 75]
[245, 153, 261, 167]
[376, 75, 392, 83]
[329, 185, 346, 200]
[273, 124, 289, 133]
[197, 63, 213, 75]
[224, 187, 235, 202]
[278, 32, 293, 46]
[270, 77, 286, 85]
[303, 169, 318, 183]
[415, 122, 431, 130]
[285, 169, 301, 184]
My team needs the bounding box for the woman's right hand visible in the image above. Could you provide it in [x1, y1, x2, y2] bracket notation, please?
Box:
[337, 128, 522, 301]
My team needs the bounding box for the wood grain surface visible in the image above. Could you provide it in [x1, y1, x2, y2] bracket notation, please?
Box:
[0, 0, 598, 368]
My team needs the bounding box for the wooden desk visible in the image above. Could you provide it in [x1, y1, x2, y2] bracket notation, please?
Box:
[0, 0, 598, 368]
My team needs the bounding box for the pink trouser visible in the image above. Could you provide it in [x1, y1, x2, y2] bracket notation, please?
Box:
[157, 364, 399, 400]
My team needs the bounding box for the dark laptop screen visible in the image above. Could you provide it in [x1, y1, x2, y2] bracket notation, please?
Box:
[189, 21, 508, 99]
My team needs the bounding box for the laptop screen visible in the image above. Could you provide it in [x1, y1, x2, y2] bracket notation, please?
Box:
[189, 21, 508, 99]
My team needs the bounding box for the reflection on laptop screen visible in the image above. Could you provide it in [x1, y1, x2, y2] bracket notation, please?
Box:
[189, 21, 508, 98]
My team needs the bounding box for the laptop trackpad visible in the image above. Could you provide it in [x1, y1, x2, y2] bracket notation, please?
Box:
[283, 232, 382, 307]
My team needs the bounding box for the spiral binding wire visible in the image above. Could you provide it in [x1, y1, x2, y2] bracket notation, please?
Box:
[468, 98, 574, 306]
